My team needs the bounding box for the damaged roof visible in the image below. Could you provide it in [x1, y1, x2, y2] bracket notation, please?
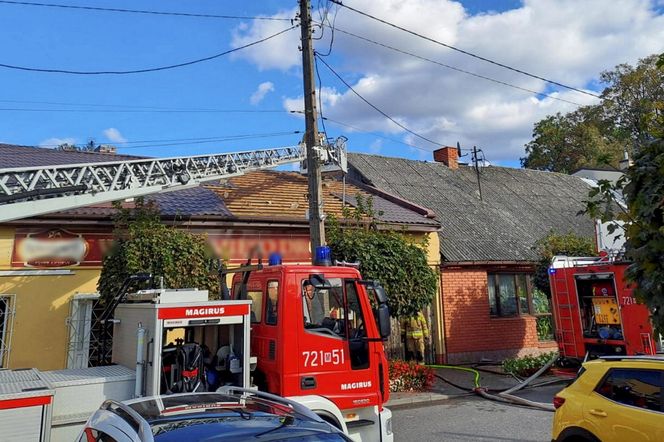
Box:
[0, 145, 438, 229]
[347, 153, 596, 262]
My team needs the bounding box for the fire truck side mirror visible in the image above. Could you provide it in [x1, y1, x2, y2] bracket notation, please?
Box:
[372, 285, 388, 304]
[377, 304, 391, 339]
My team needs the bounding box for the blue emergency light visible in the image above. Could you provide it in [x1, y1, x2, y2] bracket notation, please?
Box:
[268, 252, 282, 266]
[548, 268, 556, 275]
[314, 246, 332, 266]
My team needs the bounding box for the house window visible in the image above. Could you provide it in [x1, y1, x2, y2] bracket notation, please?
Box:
[487, 273, 553, 340]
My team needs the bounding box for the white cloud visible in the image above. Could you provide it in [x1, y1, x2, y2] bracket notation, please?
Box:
[247, 0, 664, 162]
[103, 128, 127, 143]
[250, 81, 275, 105]
[39, 137, 76, 148]
[230, 8, 301, 71]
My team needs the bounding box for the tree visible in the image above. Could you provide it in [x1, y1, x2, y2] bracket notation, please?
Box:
[533, 232, 596, 297]
[521, 107, 625, 173]
[326, 195, 438, 318]
[601, 54, 664, 145]
[582, 53, 664, 332]
[522, 54, 663, 172]
[56, 139, 97, 151]
[98, 199, 219, 302]
[622, 136, 664, 332]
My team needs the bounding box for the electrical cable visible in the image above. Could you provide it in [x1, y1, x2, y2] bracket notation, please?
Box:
[0, 0, 291, 21]
[0, 99, 294, 113]
[0, 25, 297, 74]
[314, 55, 329, 139]
[35, 131, 302, 150]
[328, 0, 600, 99]
[0, 107, 292, 114]
[315, 54, 445, 148]
[316, 0, 339, 57]
[327, 26, 585, 106]
[322, 117, 434, 153]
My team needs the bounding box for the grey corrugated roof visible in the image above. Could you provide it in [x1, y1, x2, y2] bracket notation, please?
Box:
[0, 144, 143, 168]
[330, 192, 439, 227]
[348, 153, 596, 262]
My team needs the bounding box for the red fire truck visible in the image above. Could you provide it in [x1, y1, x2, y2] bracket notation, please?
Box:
[549, 255, 655, 362]
[227, 256, 393, 441]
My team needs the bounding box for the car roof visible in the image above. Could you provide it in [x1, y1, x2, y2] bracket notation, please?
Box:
[96, 390, 350, 442]
[583, 355, 664, 370]
[126, 392, 294, 422]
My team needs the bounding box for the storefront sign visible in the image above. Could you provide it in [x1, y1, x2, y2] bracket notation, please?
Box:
[208, 232, 311, 263]
[12, 229, 113, 268]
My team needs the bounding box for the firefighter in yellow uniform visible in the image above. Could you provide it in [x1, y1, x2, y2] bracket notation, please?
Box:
[401, 311, 429, 364]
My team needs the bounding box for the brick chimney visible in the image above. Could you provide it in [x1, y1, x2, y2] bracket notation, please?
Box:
[433, 146, 458, 169]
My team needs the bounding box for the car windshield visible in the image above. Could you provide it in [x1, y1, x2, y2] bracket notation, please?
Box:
[128, 393, 348, 442]
[151, 415, 348, 442]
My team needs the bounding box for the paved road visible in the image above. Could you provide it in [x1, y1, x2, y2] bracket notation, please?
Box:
[391, 385, 561, 442]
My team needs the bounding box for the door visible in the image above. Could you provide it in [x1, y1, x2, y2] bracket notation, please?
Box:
[584, 368, 664, 441]
[66, 294, 99, 369]
[0, 295, 15, 368]
[298, 277, 379, 410]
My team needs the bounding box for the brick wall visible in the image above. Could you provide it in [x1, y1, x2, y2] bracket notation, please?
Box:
[441, 268, 556, 363]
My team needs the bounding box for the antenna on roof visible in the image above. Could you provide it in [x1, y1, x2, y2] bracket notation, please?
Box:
[471, 146, 483, 201]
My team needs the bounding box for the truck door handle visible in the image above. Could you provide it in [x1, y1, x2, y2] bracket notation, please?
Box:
[301, 376, 316, 390]
[589, 409, 607, 417]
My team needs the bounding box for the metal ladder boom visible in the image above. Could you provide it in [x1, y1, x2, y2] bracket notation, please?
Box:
[0, 145, 305, 222]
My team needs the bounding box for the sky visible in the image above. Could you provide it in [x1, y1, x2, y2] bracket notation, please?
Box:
[1, 0, 663, 168]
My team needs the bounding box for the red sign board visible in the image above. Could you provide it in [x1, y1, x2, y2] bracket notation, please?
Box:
[11, 229, 311, 269]
[207, 232, 311, 263]
[158, 303, 250, 320]
[12, 229, 113, 268]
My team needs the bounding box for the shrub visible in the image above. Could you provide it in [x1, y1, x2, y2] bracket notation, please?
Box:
[388, 359, 434, 392]
[502, 351, 558, 377]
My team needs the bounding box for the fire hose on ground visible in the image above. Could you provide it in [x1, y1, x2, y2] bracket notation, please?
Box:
[427, 354, 560, 412]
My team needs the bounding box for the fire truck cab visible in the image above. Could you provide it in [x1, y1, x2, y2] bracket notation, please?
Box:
[230, 261, 393, 442]
[549, 256, 655, 362]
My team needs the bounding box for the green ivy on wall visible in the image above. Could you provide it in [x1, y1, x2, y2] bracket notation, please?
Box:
[327, 194, 438, 318]
[97, 199, 220, 302]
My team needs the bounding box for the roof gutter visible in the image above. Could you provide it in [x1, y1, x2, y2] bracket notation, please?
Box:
[441, 260, 537, 267]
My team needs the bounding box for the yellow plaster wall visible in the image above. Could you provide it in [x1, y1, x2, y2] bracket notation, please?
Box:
[0, 226, 102, 370]
[0, 226, 14, 268]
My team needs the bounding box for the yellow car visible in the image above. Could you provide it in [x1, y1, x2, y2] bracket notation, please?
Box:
[552, 356, 664, 442]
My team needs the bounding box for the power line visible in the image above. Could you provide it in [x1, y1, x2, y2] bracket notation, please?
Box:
[33, 131, 303, 150]
[0, 99, 294, 112]
[322, 117, 434, 153]
[315, 54, 445, 148]
[0, 107, 291, 114]
[0, 0, 291, 21]
[0, 25, 297, 74]
[329, 0, 600, 99]
[314, 56, 329, 139]
[329, 26, 585, 106]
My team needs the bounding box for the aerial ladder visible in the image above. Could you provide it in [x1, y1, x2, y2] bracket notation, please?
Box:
[0, 138, 346, 223]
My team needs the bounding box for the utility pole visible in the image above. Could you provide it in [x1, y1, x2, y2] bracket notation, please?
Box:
[299, 0, 326, 252]
[472, 145, 483, 201]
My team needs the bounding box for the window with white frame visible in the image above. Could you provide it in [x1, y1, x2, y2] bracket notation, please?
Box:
[0, 295, 16, 368]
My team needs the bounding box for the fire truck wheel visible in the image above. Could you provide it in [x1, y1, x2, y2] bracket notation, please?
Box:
[316, 411, 343, 431]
